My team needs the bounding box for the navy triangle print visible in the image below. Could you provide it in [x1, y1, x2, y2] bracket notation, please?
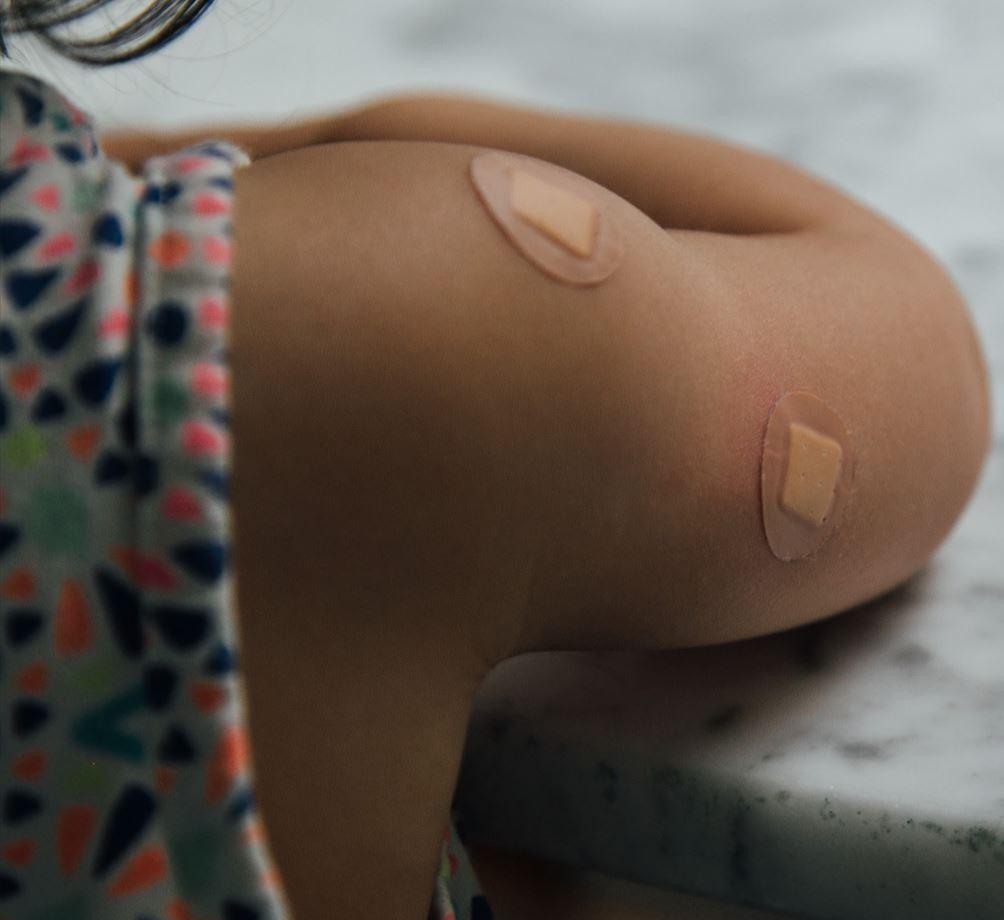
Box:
[56, 142, 84, 164]
[33, 296, 89, 354]
[0, 521, 20, 558]
[90, 784, 156, 878]
[200, 469, 229, 500]
[0, 324, 15, 354]
[222, 900, 262, 920]
[171, 540, 227, 584]
[94, 450, 131, 486]
[15, 86, 44, 125]
[74, 358, 122, 407]
[144, 181, 183, 206]
[149, 604, 210, 650]
[0, 164, 30, 197]
[157, 724, 196, 763]
[142, 665, 178, 711]
[0, 218, 41, 257]
[3, 789, 43, 825]
[4, 609, 42, 646]
[92, 212, 124, 247]
[92, 567, 145, 658]
[31, 387, 68, 422]
[13, 700, 50, 737]
[6, 267, 60, 309]
[0, 873, 21, 897]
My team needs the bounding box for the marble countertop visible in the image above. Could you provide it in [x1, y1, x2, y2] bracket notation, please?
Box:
[452, 442, 1003, 920]
[14, 1, 1002, 916]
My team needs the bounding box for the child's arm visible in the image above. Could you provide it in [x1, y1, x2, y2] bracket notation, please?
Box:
[322, 91, 886, 235]
[229, 134, 990, 662]
[97, 103, 373, 172]
[227, 136, 990, 916]
[104, 91, 858, 231]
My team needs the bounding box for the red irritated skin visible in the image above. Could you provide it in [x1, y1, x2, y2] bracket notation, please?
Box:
[567, 221, 992, 654]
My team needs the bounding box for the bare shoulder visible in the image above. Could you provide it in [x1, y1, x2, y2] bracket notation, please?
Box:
[226, 138, 685, 663]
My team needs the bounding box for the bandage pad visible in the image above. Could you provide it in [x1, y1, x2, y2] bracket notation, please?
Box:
[760, 391, 854, 561]
[469, 150, 624, 285]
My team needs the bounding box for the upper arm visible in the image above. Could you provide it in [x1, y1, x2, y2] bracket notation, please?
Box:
[227, 138, 991, 665]
[227, 138, 680, 666]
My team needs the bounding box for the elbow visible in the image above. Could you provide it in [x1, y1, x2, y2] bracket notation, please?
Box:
[593, 226, 992, 649]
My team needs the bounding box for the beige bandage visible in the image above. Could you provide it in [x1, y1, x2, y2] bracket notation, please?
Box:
[469, 150, 624, 285]
[761, 391, 854, 561]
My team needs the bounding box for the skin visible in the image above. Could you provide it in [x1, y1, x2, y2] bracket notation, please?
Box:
[102, 94, 992, 919]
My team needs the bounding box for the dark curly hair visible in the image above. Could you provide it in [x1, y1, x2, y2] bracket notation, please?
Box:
[0, 0, 220, 67]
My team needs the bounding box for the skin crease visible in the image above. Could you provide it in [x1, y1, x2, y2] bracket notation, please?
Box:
[105, 95, 992, 917]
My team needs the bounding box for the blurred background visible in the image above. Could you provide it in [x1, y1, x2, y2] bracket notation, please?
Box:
[2, 1, 1002, 446]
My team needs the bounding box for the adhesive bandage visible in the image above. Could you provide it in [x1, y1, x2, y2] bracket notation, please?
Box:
[760, 391, 854, 561]
[469, 150, 624, 285]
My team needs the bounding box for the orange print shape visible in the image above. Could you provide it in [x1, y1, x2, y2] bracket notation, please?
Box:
[11, 750, 46, 782]
[2, 839, 36, 868]
[9, 364, 41, 398]
[107, 845, 168, 897]
[15, 661, 48, 694]
[67, 425, 102, 461]
[56, 578, 93, 655]
[2, 568, 36, 601]
[148, 230, 191, 268]
[205, 724, 248, 804]
[57, 805, 97, 876]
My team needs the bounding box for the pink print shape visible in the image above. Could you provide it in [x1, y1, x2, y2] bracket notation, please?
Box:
[198, 297, 229, 330]
[31, 183, 61, 212]
[66, 259, 100, 295]
[182, 420, 227, 457]
[98, 308, 131, 339]
[191, 363, 228, 398]
[193, 193, 230, 216]
[202, 236, 231, 265]
[39, 232, 77, 261]
[11, 137, 51, 166]
[162, 488, 203, 522]
[175, 156, 211, 175]
[112, 547, 179, 591]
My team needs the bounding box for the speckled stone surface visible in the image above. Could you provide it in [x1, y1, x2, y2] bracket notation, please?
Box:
[451, 486, 1004, 918]
[17, 1, 1002, 917]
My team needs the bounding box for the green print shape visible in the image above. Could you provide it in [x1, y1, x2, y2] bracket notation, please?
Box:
[1, 425, 48, 469]
[167, 827, 223, 897]
[68, 655, 124, 697]
[72, 683, 147, 763]
[24, 484, 89, 555]
[72, 176, 106, 213]
[62, 759, 112, 797]
[50, 110, 73, 132]
[153, 376, 192, 427]
[29, 893, 89, 920]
